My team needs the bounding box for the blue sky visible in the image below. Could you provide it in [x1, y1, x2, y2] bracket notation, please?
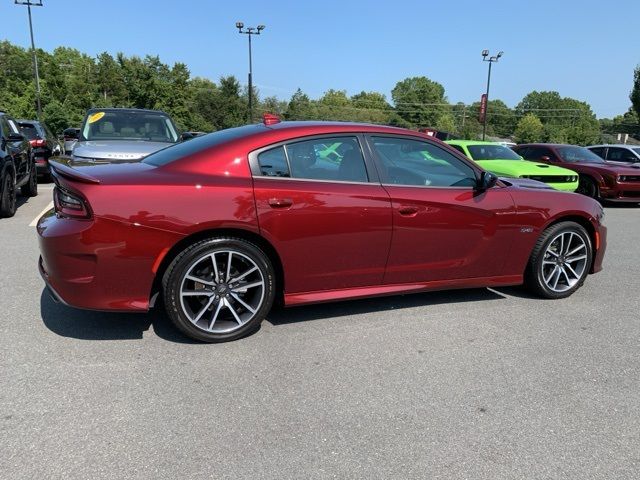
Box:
[2, 0, 639, 118]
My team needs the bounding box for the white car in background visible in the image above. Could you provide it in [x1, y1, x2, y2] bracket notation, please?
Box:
[587, 144, 640, 165]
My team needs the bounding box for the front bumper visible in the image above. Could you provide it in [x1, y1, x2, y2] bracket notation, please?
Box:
[599, 181, 640, 202]
[591, 223, 607, 273]
[547, 180, 579, 192]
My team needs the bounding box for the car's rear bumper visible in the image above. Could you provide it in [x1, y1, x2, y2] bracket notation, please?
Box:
[37, 210, 183, 312]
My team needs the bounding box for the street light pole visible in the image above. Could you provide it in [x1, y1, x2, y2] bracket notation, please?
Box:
[15, 0, 44, 121]
[481, 49, 503, 141]
[236, 22, 265, 123]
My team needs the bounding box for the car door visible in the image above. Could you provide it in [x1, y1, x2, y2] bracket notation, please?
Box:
[250, 134, 393, 294]
[365, 135, 517, 284]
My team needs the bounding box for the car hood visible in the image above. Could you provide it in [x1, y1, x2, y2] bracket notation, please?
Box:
[498, 177, 556, 190]
[476, 160, 576, 176]
[571, 161, 640, 175]
[71, 140, 173, 162]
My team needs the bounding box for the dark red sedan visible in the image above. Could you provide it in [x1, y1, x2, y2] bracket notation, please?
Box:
[38, 119, 607, 342]
[514, 143, 640, 203]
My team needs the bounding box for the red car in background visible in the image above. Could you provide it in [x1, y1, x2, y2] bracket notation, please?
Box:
[513, 143, 640, 203]
[38, 119, 606, 342]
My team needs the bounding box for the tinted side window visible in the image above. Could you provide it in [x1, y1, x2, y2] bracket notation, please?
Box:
[607, 147, 637, 162]
[257, 146, 290, 177]
[284, 136, 368, 182]
[449, 144, 467, 156]
[589, 147, 605, 158]
[371, 137, 476, 187]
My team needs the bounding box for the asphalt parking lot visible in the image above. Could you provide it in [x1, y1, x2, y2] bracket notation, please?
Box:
[1, 186, 639, 479]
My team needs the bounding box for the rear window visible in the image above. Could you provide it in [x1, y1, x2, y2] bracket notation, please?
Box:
[143, 125, 260, 166]
[18, 122, 41, 140]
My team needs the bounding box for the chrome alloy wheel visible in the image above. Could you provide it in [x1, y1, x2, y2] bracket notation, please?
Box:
[541, 231, 588, 293]
[179, 250, 265, 334]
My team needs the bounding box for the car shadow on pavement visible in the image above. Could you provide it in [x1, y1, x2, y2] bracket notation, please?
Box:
[39, 290, 197, 343]
[266, 288, 506, 326]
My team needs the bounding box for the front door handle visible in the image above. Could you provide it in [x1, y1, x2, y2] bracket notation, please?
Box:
[268, 197, 293, 209]
[397, 206, 419, 217]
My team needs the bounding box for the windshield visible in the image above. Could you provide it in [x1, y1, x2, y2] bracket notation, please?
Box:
[18, 122, 41, 140]
[467, 144, 521, 160]
[81, 110, 179, 143]
[556, 146, 604, 163]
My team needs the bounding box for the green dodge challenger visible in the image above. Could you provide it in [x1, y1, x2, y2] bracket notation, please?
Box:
[446, 140, 579, 192]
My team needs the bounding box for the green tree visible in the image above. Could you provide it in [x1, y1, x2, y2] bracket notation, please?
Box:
[516, 91, 599, 145]
[391, 76, 449, 128]
[631, 66, 640, 123]
[514, 113, 544, 143]
[284, 88, 316, 120]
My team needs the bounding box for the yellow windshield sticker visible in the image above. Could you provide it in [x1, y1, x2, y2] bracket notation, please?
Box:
[88, 112, 105, 123]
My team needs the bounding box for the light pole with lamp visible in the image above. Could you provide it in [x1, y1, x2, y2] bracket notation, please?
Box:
[481, 49, 503, 140]
[236, 22, 265, 123]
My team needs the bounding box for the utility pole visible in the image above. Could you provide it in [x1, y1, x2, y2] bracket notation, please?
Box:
[481, 49, 503, 141]
[236, 22, 265, 123]
[15, 0, 44, 121]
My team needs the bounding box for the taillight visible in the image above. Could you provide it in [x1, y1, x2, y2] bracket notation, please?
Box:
[30, 139, 47, 147]
[53, 187, 92, 219]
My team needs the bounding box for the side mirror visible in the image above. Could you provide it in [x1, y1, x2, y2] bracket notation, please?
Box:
[476, 171, 498, 191]
[7, 133, 25, 142]
[181, 132, 194, 141]
[540, 155, 552, 162]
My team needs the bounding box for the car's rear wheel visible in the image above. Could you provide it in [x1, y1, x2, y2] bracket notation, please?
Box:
[163, 237, 276, 342]
[0, 172, 17, 218]
[524, 221, 592, 299]
[576, 176, 598, 199]
[21, 164, 38, 197]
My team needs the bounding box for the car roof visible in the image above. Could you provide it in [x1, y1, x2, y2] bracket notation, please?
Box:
[515, 143, 583, 148]
[588, 144, 637, 148]
[85, 107, 171, 115]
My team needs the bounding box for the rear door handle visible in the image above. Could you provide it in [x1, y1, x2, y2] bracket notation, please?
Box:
[268, 198, 293, 209]
[397, 206, 419, 217]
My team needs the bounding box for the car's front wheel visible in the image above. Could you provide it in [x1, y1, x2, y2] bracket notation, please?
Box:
[524, 221, 593, 299]
[576, 176, 598, 199]
[163, 237, 276, 342]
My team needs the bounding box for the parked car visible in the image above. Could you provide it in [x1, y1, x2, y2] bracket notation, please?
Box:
[71, 108, 185, 164]
[39, 118, 606, 342]
[0, 112, 37, 217]
[446, 140, 579, 191]
[587, 144, 640, 165]
[17, 119, 62, 178]
[61, 127, 80, 154]
[514, 143, 640, 202]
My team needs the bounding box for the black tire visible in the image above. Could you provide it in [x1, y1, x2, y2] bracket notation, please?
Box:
[576, 176, 598, 199]
[20, 164, 38, 197]
[162, 237, 276, 343]
[524, 221, 593, 299]
[0, 171, 17, 218]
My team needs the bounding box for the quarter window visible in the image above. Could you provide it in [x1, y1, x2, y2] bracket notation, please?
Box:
[257, 146, 290, 177]
[371, 137, 476, 187]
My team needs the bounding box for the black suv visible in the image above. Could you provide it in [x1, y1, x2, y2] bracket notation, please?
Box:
[1, 112, 38, 217]
[17, 119, 62, 178]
